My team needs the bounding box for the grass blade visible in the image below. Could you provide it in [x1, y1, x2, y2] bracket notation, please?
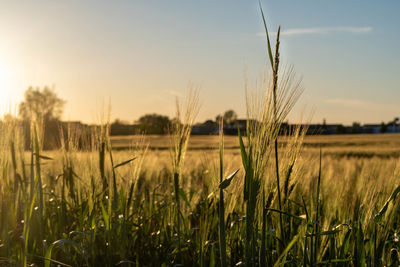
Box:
[374, 184, 400, 222]
[44, 239, 83, 267]
[259, 1, 274, 69]
[219, 169, 240, 190]
[113, 157, 137, 169]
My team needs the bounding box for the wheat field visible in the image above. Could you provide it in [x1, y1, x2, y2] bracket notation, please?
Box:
[0, 6, 398, 266]
[1, 118, 400, 266]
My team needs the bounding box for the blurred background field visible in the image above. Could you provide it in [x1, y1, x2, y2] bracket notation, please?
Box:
[111, 133, 400, 158]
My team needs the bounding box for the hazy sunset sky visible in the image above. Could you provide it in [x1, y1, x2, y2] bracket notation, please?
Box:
[0, 1, 399, 124]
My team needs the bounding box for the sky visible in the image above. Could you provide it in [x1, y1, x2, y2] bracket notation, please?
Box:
[0, 0, 399, 125]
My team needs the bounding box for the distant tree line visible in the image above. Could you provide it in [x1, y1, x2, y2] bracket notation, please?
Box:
[2, 87, 399, 150]
[111, 109, 239, 135]
[110, 119, 138, 135]
[110, 114, 171, 135]
[2, 87, 93, 150]
[215, 110, 238, 125]
[4, 87, 242, 148]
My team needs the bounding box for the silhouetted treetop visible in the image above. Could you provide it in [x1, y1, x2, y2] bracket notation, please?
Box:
[137, 113, 171, 134]
[215, 109, 238, 125]
[19, 86, 65, 121]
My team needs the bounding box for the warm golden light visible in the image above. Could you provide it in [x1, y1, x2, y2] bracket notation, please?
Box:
[0, 58, 17, 116]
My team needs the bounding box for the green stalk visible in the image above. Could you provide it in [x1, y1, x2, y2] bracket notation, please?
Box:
[10, 139, 23, 225]
[33, 125, 44, 244]
[260, 190, 267, 267]
[314, 148, 322, 263]
[170, 91, 199, 263]
[218, 120, 227, 267]
[272, 26, 285, 246]
[374, 224, 378, 266]
[173, 171, 181, 261]
[10, 140, 18, 192]
[23, 189, 36, 267]
[245, 197, 255, 267]
[61, 170, 66, 233]
[109, 148, 118, 208]
[303, 236, 308, 267]
[29, 142, 34, 205]
[245, 171, 258, 267]
[173, 137, 184, 260]
[173, 130, 184, 262]
[260, 2, 286, 250]
[20, 143, 27, 189]
[310, 229, 314, 267]
[99, 141, 107, 192]
[218, 189, 227, 266]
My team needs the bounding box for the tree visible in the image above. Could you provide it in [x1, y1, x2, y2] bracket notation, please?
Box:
[380, 122, 387, 133]
[110, 119, 137, 135]
[19, 86, 65, 122]
[351, 122, 361, 133]
[335, 125, 346, 134]
[18, 87, 65, 149]
[215, 110, 238, 125]
[137, 114, 171, 134]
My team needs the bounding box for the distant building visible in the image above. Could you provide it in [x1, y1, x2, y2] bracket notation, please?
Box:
[387, 118, 400, 133]
[387, 125, 400, 133]
[289, 124, 325, 135]
[191, 120, 219, 135]
[191, 118, 400, 136]
[363, 124, 381, 134]
[324, 124, 342, 134]
[223, 119, 247, 135]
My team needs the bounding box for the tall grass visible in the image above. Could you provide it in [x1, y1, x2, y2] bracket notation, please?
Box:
[0, 5, 399, 266]
[0, 115, 400, 265]
[218, 117, 227, 267]
[237, 5, 303, 265]
[169, 88, 199, 263]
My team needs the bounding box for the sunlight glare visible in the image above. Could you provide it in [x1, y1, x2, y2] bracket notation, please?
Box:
[0, 58, 17, 117]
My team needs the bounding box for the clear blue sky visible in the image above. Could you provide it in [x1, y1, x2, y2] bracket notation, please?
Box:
[0, 0, 399, 124]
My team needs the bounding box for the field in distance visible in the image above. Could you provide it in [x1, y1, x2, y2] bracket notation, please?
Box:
[111, 133, 400, 158]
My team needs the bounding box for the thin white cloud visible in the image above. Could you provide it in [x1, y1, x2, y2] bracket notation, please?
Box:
[325, 98, 397, 112]
[258, 26, 373, 37]
[281, 26, 373, 36]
